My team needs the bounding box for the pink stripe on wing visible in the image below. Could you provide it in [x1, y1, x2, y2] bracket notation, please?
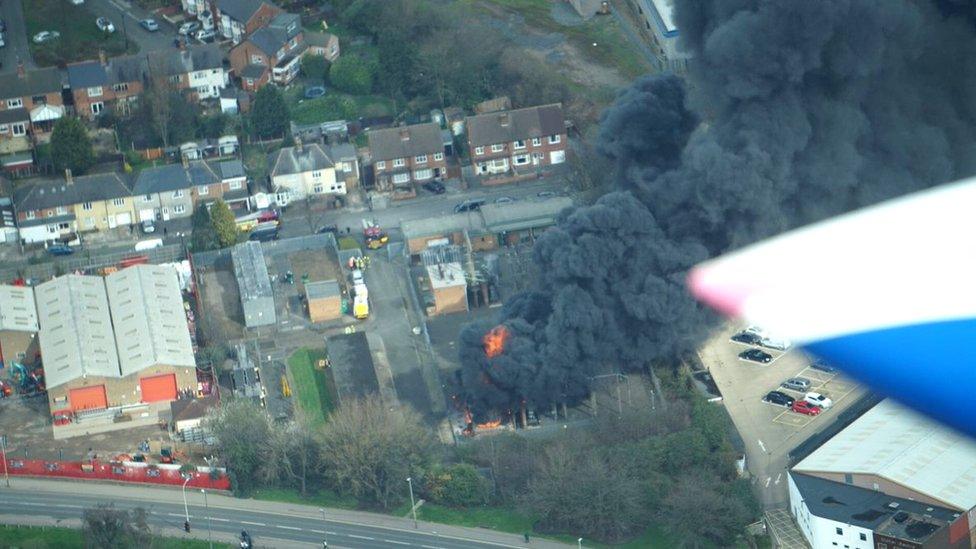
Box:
[687, 265, 752, 318]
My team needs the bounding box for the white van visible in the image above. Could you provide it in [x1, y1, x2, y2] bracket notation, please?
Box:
[135, 238, 163, 251]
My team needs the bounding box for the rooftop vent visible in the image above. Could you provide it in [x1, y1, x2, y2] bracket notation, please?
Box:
[893, 512, 909, 523]
[888, 502, 900, 509]
[822, 497, 847, 506]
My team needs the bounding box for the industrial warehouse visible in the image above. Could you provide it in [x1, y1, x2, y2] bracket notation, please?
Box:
[22, 264, 199, 436]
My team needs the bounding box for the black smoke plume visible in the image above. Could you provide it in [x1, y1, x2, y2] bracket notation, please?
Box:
[459, 0, 976, 420]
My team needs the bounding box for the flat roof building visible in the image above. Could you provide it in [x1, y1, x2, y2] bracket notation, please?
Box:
[426, 262, 467, 315]
[232, 241, 276, 327]
[0, 284, 39, 367]
[306, 279, 342, 323]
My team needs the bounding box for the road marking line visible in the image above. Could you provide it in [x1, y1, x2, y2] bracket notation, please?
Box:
[764, 477, 771, 488]
[422, 545, 446, 549]
[309, 529, 326, 534]
[211, 517, 230, 522]
[385, 540, 410, 545]
[276, 525, 301, 531]
[241, 521, 265, 526]
[757, 439, 766, 452]
[349, 534, 375, 540]
[167, 513, 186, 518]
[775, 473, 782, 485]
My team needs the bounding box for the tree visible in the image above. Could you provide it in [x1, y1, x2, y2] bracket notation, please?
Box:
[82, 504, 152, 549]
[209, 199, 237, 249]
[251, 86, 289, 139]
[145, 64, 175, 147]
[262, 418, 323, 496]
[206, 399, 272, 496]
[659, 474, 756, 548]
[328, 55, 375, 95]
[301, 53, 329, 83]
[190, 204, 219, 252]
[199, 112, 229, 139]
[319, 397, 437, 509]
[524, 443, 647, 542]
[50, 117, 95, 174]
[421, 464, 488, 507]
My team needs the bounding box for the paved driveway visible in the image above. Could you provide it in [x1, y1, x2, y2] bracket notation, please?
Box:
[699, 324, 867, 508]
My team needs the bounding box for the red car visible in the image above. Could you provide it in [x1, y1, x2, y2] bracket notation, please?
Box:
[792, 400, 822, 416]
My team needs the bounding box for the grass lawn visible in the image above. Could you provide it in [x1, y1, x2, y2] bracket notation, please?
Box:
[253, 487, 359, 510]
[0, 524, 232, 548]
[25, 0, 138, 67]
[479, 0, 652, 80]
[287, 87, 394, 126]
[242, 143, 273, 185]
[287, 348, 338, 426]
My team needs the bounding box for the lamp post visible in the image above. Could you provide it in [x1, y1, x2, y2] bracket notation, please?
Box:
[406, 477, 417, 528]
[181, 476, 192, 531]
[578, 537, 583, 548]
[201, 489, 212, 549]
[0, 435, 9, 488]
[319, 508, 328, 547]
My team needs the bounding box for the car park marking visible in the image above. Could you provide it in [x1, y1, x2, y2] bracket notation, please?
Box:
[764, 476, 771, 488]
[775, 473, 782, 485]
[772, 411, 812, 427]
[758, 439, 766, 452]
[241, 521, 265, 526]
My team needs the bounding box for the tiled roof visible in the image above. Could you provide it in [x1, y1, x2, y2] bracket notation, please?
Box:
[367, 123, 443, 162]
[0, 67, 64, 101]
[466, 104, 565, 147]
[14, 173, 132, 212]
[216, 0, 274, 23]
[269, 144, 334, 177]
[132, 161, 220, 195]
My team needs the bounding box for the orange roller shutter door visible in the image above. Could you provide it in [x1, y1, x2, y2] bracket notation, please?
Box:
[70, 385, 108, 411]
[140, 374, 178, 403]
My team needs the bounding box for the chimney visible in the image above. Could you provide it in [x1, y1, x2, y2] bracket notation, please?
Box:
[99, 50, 107, 67]
[499, 113, 510, 127]
[64, 169, 73, 185]
[16, 59, 25, 79]
[399, 128, 410, 141]
[294, 138, 303, 153]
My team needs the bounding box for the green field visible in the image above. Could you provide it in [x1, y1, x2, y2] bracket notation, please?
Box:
[287, 88, 394, 126]
[25, 0, 138, 67]
[287, 348, 338, 426]
[0, 524, 232, 548]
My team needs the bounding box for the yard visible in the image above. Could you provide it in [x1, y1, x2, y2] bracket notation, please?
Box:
[285, 86, 394, 126]
[287, 348, 338, 426]
[25, 0, 138, 67]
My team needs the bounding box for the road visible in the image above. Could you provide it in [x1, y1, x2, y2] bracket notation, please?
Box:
[85, 0, 179, 53]
[0, 478, 571, 548]
[0, 0, 33, 71]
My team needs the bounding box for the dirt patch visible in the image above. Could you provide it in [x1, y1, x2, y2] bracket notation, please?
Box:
[287, 248, 344, 294]
[198, 262, 245, 343]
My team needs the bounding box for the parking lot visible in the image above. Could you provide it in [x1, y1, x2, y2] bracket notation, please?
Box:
[700, 323, 867, 508]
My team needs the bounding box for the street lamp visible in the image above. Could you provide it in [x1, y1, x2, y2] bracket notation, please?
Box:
[319, 508, 328, 546]
[201, 489, 212, 549]
[578, 537, 583, 548]
[181, 476, 192, 532]
[406, 477, 417, 529]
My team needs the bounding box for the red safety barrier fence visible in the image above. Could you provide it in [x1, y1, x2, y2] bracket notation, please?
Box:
[0, 457, 230, 490]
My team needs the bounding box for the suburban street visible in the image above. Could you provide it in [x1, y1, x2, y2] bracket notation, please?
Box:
[0, 478, 571, 548]
[84, 0, 180, 53]
[0, 0, 32, 70]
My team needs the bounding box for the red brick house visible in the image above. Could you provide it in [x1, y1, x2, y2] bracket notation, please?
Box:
[465, 104, 568, 178]
[0, 63, 66, 144]
[229, 13, 306, 91]
[367, 123, 447, 195]
[67, 53, 146, 120]
[215, 0, 283, 44]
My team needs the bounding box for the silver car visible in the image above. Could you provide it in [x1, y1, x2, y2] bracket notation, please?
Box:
[781, 377, 811, 392]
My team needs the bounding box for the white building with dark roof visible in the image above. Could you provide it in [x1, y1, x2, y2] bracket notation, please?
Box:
[630, 0, 691, 72]
[0, 284, 39, 368]
[232, 241, 276, 327]
[268, 142, 341, 203]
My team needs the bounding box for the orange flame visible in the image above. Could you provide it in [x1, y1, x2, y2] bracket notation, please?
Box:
[483, 325, 509, 358]
[476, 420, 503, 430]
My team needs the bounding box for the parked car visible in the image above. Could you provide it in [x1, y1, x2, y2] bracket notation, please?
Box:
[140, 19, 159, 32]
[69, 0, 85, 4]
[810, 359, 837, 373]
[537, 190, 557, 199]
[454, 199, 486, 213]
[738, 349, 773, 364]
[178, 21, 200, 35]
[730, 332, 762, 345]
[494, 196, 517, 204]
[32, 31, 60, 43]
[249, 228, 279, 242]
[47, 244, 75, 256]
[763, 391, 794, 408]
[781, 377, 811, 392]
[96, 17, 115, 33]
[760, 336, 792, 351]
[141, 219, 156, 234]
[195, 29, 216, 42]
[316, 224, 338, 234]
[422, 181, 445, 194]
[791, 400, 822, 416]
[804, 392, 833, 409]
[304, 86, 326, 99]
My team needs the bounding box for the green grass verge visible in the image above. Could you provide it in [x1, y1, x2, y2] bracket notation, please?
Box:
[0, 524, 232, 548]
[287, 348, 338, 426]
[25, 0, 138, 67]
[252, 487, 359, 511]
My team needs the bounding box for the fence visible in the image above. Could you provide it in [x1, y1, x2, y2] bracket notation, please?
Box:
[0, 243, 185, 283]
[0, 457, 230, 490]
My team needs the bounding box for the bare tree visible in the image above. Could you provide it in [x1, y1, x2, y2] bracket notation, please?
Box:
[145, 56, 175, 147]
[206, 399, 273, 496]
[82, 504, 153, 549]
[319, 396, 437, 509]
[262, 416, 323, 496]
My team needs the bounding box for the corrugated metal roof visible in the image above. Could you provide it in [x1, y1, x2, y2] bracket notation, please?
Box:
[232, 241, 273, 300]
[794, 398, 976, 511]
[36, 275, 120, 389]
[480, 197, 572, 232]
[306, 279, 340, 300]
[105, 264, 195, 377]
[401, 212, 483, 240]
[0, 285, 37, 333]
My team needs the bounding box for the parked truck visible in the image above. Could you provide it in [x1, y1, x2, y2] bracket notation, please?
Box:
[353, 295, 369, 319]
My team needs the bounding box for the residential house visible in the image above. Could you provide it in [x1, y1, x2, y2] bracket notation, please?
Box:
[0, 64, 66, 143]
[216, 159, 250, 209]
[132, 159, 222, 221]
[67, 53, 147, 119]
[228, 12, 305, 91]
[367, 122, 446, 194]
[305, 31, 340, 62]
[0, 108, 31, 160]
[0, 177, 18, 244]
[13, 171, 135, 244]
[329, 142, 360, 191]
[181, 0, 207, 17]
[267, 142, 342, 204]
[465, 104, 567, 178]
[215, 0, 282, 44]
[146, 45, 229, 101]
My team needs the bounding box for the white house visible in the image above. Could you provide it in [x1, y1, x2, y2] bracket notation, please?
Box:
[267, 143, 343, 204]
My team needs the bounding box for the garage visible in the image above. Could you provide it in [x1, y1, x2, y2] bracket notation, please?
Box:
[69, 385, 108, 411]
[115, 212, 132, 226]
[140, 374, 177, 403]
